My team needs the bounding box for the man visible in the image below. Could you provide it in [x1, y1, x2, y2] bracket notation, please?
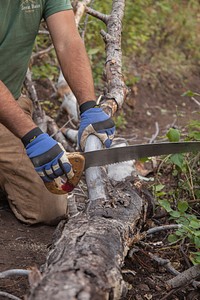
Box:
[0, 0, 115, 225]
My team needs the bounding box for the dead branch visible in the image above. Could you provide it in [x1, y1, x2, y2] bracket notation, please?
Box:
[0, 269, 30, 278]
[86, 7, 110, 23]
[148, 253, 180, 276]
[147, 224, 181, 235]
[85, 0, 128, 200]
[87, 0, 128, 115]
[0, 291, 21, 300]
[166, 264, 200, 290]
[149, 122, 159, 143]
[31, 44, 54, 60]
[74, 0, 92, 26]
[24, 68, 48, 132]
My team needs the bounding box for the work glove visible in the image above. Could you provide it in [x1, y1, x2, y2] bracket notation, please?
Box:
[22, 127, 74, 183]
[78, 101, 115, 151]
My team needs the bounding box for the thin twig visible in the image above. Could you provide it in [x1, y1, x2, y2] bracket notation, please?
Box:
[31, 44, 54, 59]
[149, 253, 179, 276]
[149, 122, 159, 144]
[81, 0, 95, 40]
[0, 291, 21, 300]
[191, 96, 200, 107]
[147, 224, 181, 235]
[86, 7, 110, 23]
[0, 269, 30, 279]
[50, 118, 74, 138]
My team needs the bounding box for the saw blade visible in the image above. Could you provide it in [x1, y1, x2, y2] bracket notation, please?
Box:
[82, 141, 200, 169]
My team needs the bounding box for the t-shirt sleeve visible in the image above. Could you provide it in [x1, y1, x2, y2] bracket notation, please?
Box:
[43, 0, 72, 20]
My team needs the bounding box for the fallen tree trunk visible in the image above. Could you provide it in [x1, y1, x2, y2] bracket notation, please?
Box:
[28, 180, 144, 300]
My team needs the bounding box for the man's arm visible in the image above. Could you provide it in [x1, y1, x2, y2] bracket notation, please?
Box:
[0, 80, 37, 137]
[46, 10, 115, 151]
[46, 10, 96, 105]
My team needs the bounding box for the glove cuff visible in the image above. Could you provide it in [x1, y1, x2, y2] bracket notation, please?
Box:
[21, 127, 43, 147]
[79, 100, 97, 114]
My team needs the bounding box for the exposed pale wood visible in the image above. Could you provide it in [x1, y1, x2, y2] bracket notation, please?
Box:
[85, 135, 106, 200]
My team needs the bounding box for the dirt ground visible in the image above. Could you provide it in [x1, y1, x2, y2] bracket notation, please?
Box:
[0, 73, 200, 299]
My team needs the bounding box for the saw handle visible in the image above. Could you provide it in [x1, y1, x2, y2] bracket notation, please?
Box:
[44, 152, 85, 194]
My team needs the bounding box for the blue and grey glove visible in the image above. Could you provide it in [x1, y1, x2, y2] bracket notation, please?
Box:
[22, 127, 73, 182]
[78, 101, 115, 151]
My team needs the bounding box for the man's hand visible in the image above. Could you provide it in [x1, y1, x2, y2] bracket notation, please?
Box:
[22, 128, 73, 182]
[78, 106, 115, 151]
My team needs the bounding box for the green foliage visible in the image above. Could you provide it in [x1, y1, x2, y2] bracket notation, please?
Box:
[187, 121, 200, 141]
[84, 0, 200, 87]
[31, 31, 59, 82]
[166, 128, 181, 142]
[182, 90, 200, 98]
[158, 198, 200, 265]
[30, 1, 200, 89]
[154, 113, 200, 265]
[182, 92, 200, 140]
[32, 63, 58, 80]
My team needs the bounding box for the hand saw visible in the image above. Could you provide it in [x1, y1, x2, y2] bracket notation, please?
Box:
[44, 141, 200, 194]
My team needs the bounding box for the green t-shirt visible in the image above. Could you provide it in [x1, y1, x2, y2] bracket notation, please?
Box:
[0, 0, 72, 99]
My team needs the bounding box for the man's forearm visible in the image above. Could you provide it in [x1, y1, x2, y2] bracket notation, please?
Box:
[58, 37, 96, 105]
[0, 81, 37, 138]
[47, 10, 96, 106]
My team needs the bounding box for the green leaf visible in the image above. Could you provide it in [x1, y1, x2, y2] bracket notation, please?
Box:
[170, 210, 181, 218]
[189, 252, 200, 265]
[189, 131, 200, 141]
[168, 234, 179, 243]
[194, 237, 200, 248]
[190, 220, 200, 229]
[169, 153, 184, 169]
[178, 201, 189, 213]
[175, 230, 184, 237]
[155, 184, 165, 192]
[166, 128, 180, 142]
[181, 90, 195, 97]
[158, 199, 172, 212]
[178, 216, 190, 226]
[182, 90, 200, 97]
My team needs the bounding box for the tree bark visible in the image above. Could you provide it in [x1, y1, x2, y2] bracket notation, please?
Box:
[28, 181, 144, 300]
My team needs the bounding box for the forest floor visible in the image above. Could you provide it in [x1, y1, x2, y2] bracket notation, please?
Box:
[0, 72, 200, 300]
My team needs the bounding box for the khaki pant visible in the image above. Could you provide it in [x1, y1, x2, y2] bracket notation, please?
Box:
[0, 96, 68, 225]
